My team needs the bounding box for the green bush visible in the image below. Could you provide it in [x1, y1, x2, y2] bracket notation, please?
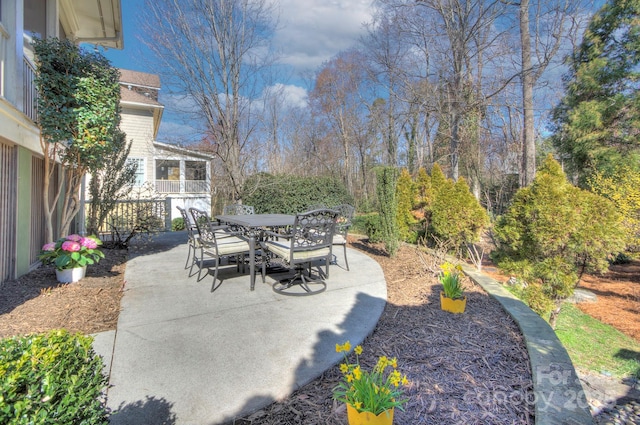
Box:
[376, 167, 400, 256]
[0, 330, 109, 424]
[493, 155, 626, 327]
[396, 168, 417, 242]
[429, 164, 489, 249]
[353, 213, 383, 243]
[242, 173, 353, 214]
[172, 217, 185, 231]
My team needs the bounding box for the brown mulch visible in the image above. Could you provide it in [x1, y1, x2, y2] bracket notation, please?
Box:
[0, 249, 127, 339]
[578, 260, 640, 341]
[227, 241, 535, 425]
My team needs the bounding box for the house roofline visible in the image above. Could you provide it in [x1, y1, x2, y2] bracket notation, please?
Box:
[154, 141, 216, 160]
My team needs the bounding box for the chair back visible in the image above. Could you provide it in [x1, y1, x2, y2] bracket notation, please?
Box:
[290, 209, 338, 256]
[223, 204, 255, 215]
[189, 208, 214, 241]
[177, 206, 197, 238]
[333, 204, 355, 237]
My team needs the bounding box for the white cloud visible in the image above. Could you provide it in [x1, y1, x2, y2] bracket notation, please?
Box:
[270, 83, 308, 108]
[273, 0, 375, 71]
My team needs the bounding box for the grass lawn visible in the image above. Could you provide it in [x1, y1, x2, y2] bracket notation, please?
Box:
[554, 303, 640, 380]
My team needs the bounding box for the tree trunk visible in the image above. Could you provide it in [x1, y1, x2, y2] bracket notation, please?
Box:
[548, 302, 563, 329]
[520, 0, 536, 187]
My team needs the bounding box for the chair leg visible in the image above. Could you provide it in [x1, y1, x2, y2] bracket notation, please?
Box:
[197, 251, 209, 282]
[210, 260, 220, 292]
[272, 262, 327, 296]
[343, 244, 349, 271]
[189, 247, 200, 278]
[184, 244, 193, 270]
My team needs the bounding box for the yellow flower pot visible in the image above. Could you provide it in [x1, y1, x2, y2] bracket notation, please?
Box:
[440, 292, 466, 313]
[347, 403, 394, 425]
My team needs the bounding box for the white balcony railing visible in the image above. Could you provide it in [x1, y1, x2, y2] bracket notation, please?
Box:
[0, 23, 8, 98]
[23, 56, 38, 121]
[155, 180, 210, 194]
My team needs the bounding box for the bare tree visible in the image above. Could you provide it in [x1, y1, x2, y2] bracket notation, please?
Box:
[140, 0, 278, 201]
[508, 0, 587, 186]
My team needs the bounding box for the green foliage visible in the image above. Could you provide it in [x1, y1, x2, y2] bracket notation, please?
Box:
[589, 166, 640, 251]
[0, 330, 109, 424]
[493, 155, 627, 320]
[551, 0, 640, 185]
[87, 130, 137, 236]
[172, 217, 186, 231]
[439, 262, 464, 299]
[396, 168, 417, 242]
[429, 164, 489, 249]
[376, 167, 400, 256]
[522, 283, 556, 318]
[353, 213, 383, 243]
[414, 168, 432, 213]
[33, 38, 121, 171]
[242, 173, 353, 214]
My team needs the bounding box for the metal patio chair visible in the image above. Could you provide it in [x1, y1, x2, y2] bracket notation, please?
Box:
[332, 204, 355, 271]
[176, 205, 200, 271]
[222, 204, 255, 215]
[189, 207, 251, 291]
[262, 208, 338, 296]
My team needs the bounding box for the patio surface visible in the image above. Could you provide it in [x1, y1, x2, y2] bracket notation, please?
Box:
[92, 231, 387, 425]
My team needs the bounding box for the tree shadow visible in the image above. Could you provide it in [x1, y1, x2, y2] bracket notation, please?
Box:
[591, 348, 640, 421]
[109, 396, 177, 425]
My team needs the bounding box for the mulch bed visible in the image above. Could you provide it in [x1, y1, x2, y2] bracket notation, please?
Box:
[0, 249, 127, 339]
[226, 241, 534, 425]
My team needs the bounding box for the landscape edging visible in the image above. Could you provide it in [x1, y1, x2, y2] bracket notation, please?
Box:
[462, 265, 594, 425]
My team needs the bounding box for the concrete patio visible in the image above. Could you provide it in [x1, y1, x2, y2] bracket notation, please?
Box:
[92, 231, 387, 424]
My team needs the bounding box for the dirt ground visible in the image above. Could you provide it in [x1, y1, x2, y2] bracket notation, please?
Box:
[0, 238, 638, 424]
[481, 259, 640, 342]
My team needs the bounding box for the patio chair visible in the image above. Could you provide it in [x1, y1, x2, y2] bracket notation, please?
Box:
[176, 205, 199, 271]
[262, 208, 338, 296]
[222, 204, 255, 215]
[332, 204, 355, 271]
[189, 207, 251, 291]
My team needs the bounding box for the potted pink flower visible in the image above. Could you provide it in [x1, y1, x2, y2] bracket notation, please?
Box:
[39, 235, 105, 283]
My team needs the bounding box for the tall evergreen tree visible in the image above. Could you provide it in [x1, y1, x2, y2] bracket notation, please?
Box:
[551, 0, 640, 185]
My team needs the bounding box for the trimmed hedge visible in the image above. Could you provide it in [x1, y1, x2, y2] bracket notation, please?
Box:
[0, 330, 109, 424]
[242, 173, 353, 214]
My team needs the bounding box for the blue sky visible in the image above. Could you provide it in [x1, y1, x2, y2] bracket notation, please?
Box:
[102, 0, 375, 143]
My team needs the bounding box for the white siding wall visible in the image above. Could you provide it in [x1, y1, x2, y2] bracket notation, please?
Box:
[120, 106, 155, 184]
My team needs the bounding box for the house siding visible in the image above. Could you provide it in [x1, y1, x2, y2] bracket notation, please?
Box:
[121, 107, 155, 183]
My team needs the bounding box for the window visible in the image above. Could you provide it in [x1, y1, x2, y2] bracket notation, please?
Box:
[186, 161, 206, 181]
[127, 158, 145, 186]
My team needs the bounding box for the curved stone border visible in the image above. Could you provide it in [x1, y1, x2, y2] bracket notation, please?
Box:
[462, 265, 594, 425]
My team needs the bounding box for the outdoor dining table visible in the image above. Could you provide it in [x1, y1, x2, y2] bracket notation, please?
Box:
[215, 213, 295, 290]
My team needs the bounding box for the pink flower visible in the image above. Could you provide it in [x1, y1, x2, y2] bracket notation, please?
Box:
[61, 241, 81, 252]
[81, 238, 98, 249]
[42, 242, 56, 251]
[66, 234, 83, 242]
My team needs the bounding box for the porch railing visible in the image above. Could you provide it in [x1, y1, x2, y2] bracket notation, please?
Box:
[23, 56, 38, 121]
[155, 179, 210, 194]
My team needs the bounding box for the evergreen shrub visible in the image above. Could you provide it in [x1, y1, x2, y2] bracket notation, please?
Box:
[376, 167, 399, 256]
[172, 217, 185, 231]
[428, 164, 489, 249]
[242, 173, 353, 214]
[493, 155, 626, 326]
[0, 330, 109, 424]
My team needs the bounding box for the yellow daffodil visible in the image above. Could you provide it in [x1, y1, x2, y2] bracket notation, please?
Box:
[353, 365, 362, 380]
[332, 341, 409, 416]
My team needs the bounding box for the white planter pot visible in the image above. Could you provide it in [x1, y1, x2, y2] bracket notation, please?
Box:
[56, 266, 87, 283]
